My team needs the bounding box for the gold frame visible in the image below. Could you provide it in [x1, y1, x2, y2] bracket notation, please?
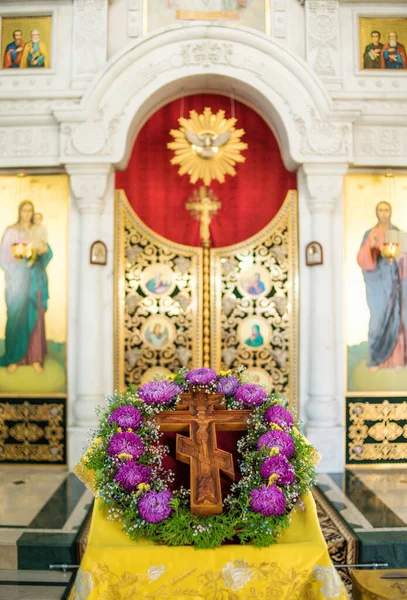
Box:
[343, 173, 407, 399]
[142, 0, 271, 36]
[114, 190, 203, 391]
[359, 17, 407, 71]
[1, 15, 53, 70]
[210, 190, 299, 413]
[0, 174, 69, 400]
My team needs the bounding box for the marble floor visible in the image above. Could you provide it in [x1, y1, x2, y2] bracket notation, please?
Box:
[317, 469, 407, 569]
[0, 467, 92, 599]
[1, 466, 407, 598]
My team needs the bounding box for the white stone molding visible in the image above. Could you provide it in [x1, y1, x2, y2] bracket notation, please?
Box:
[53, 25, 356, 171]
[0, 125, 59, 167]
[72, 0, 109, 89]
[272, 0, 287, 39]
[305, 0, 341, 81]
[0, 2, 74, 95]
[301, 162, 348, 472]
[128, 0, 143, 38]
[337, 4, 407, 95]
[67, 163, 113, 436]
[354, 125, 407, 167]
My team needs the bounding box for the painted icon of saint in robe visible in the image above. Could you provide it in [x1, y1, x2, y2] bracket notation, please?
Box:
[357, 201, 407, 372]
[20, 29, 49, 69]
[247, 272, 266, 296]
[245, 324, 264, 348]
[3, 30, 25, 69]
[145, 323, 169, 348]
[0, 200, 53, 374]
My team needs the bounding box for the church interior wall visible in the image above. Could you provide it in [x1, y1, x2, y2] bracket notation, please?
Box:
[0, 0, 406, 474]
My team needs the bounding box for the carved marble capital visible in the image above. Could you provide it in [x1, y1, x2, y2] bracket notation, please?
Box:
[302, 164, 348, 214]
[67, 164, 112, 214]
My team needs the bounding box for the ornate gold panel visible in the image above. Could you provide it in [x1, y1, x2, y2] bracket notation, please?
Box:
[210, 191, 298, 411]
[115, 191, 203, 389]
[0, 399, 65, 463]
[347, 398, 407, 466]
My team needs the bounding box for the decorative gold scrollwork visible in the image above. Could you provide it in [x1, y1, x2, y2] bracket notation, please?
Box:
[115, 191, 203, 388]
[0, 400, 65, 462]
[347, 399, 407, 464]
[210, 191, 298, 411]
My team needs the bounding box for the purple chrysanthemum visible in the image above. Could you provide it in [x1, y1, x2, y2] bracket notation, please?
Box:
[138, 489, 173, 523]
[235, 384, 268, 407]
[114, 461, 152, 492]
[185, 368, 218, 386]
[138, 381, 181, 406]
[108, 432, 144, 460]
[216, 376, 240, 398]
[264, 406, 293, 430]
[108, 405, 143, 430]
[257, 430, 295, 459]
[249, 484, 286, 516]
[260, 455, 295, 486]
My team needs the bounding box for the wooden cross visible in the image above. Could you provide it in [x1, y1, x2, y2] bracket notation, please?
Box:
[156, 390, 251, 516]
[185, 186, 221, 244]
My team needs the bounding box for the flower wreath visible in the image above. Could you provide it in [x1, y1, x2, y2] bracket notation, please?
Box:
[81, 368, 317, 549]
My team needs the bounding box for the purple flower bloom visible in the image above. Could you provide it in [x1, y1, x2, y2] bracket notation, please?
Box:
[108, 432, 144, 460]
[217, 376, 240, 398]
[138, 381, 181, 406]
[249, 484, 286, 516]
[138, 489, 173, 523]
[235, 384, 267, 408]
[260, 455, 295, 486]
[185, 368, 218, 386]
[257, 430, 295, 459]
[114, 461, 152, 492]
[108, 405, 143, 430]
[264, 406, 293, 430]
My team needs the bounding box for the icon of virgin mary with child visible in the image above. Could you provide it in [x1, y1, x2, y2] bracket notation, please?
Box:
[0, 200, 52, 374]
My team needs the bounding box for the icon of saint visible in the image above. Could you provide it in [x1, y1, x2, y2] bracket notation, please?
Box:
[0, 200, 52, 374]
[245, 324, 264, 347]
[357, 201, 407, 373]
[247, 272, 265, 296]
[145, 323, 169, 348]
[146, 271, 171, 295]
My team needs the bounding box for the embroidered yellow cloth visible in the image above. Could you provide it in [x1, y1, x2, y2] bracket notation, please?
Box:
[69, 492, 349, 599]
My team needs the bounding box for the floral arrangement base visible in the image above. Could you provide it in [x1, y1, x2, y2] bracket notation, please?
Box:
[78, 368, 318, 549]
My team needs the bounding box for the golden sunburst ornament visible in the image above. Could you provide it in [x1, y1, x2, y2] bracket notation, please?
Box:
[167, 107, 248, 186]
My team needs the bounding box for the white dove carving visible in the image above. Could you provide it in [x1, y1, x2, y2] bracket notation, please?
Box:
[184, 130, 231, 159]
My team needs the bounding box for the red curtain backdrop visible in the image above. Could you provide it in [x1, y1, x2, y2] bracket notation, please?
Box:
[115, 94, 297, 247]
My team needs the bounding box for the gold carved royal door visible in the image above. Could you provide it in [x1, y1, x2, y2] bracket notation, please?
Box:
[115, 190, 298, 410]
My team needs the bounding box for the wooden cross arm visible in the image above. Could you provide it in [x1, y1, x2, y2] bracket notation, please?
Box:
[211, 410, 251, 431]
[155, 412, 192, 432]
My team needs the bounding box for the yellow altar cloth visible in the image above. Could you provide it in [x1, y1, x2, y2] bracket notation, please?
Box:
[70, 491, 349, 599]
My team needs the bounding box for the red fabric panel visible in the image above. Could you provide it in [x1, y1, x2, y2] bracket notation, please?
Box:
[116, 94, 297, 247]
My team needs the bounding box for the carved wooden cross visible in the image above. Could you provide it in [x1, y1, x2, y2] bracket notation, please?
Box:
[156, 390, 251, 516]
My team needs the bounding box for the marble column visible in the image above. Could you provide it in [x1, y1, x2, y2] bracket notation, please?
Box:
[66, 164, 113, 467]
[301, 163, 347, 472]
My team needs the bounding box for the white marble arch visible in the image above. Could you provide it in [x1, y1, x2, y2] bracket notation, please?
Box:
[55, 24, 356, 168]
[59, 25, 355, 471]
